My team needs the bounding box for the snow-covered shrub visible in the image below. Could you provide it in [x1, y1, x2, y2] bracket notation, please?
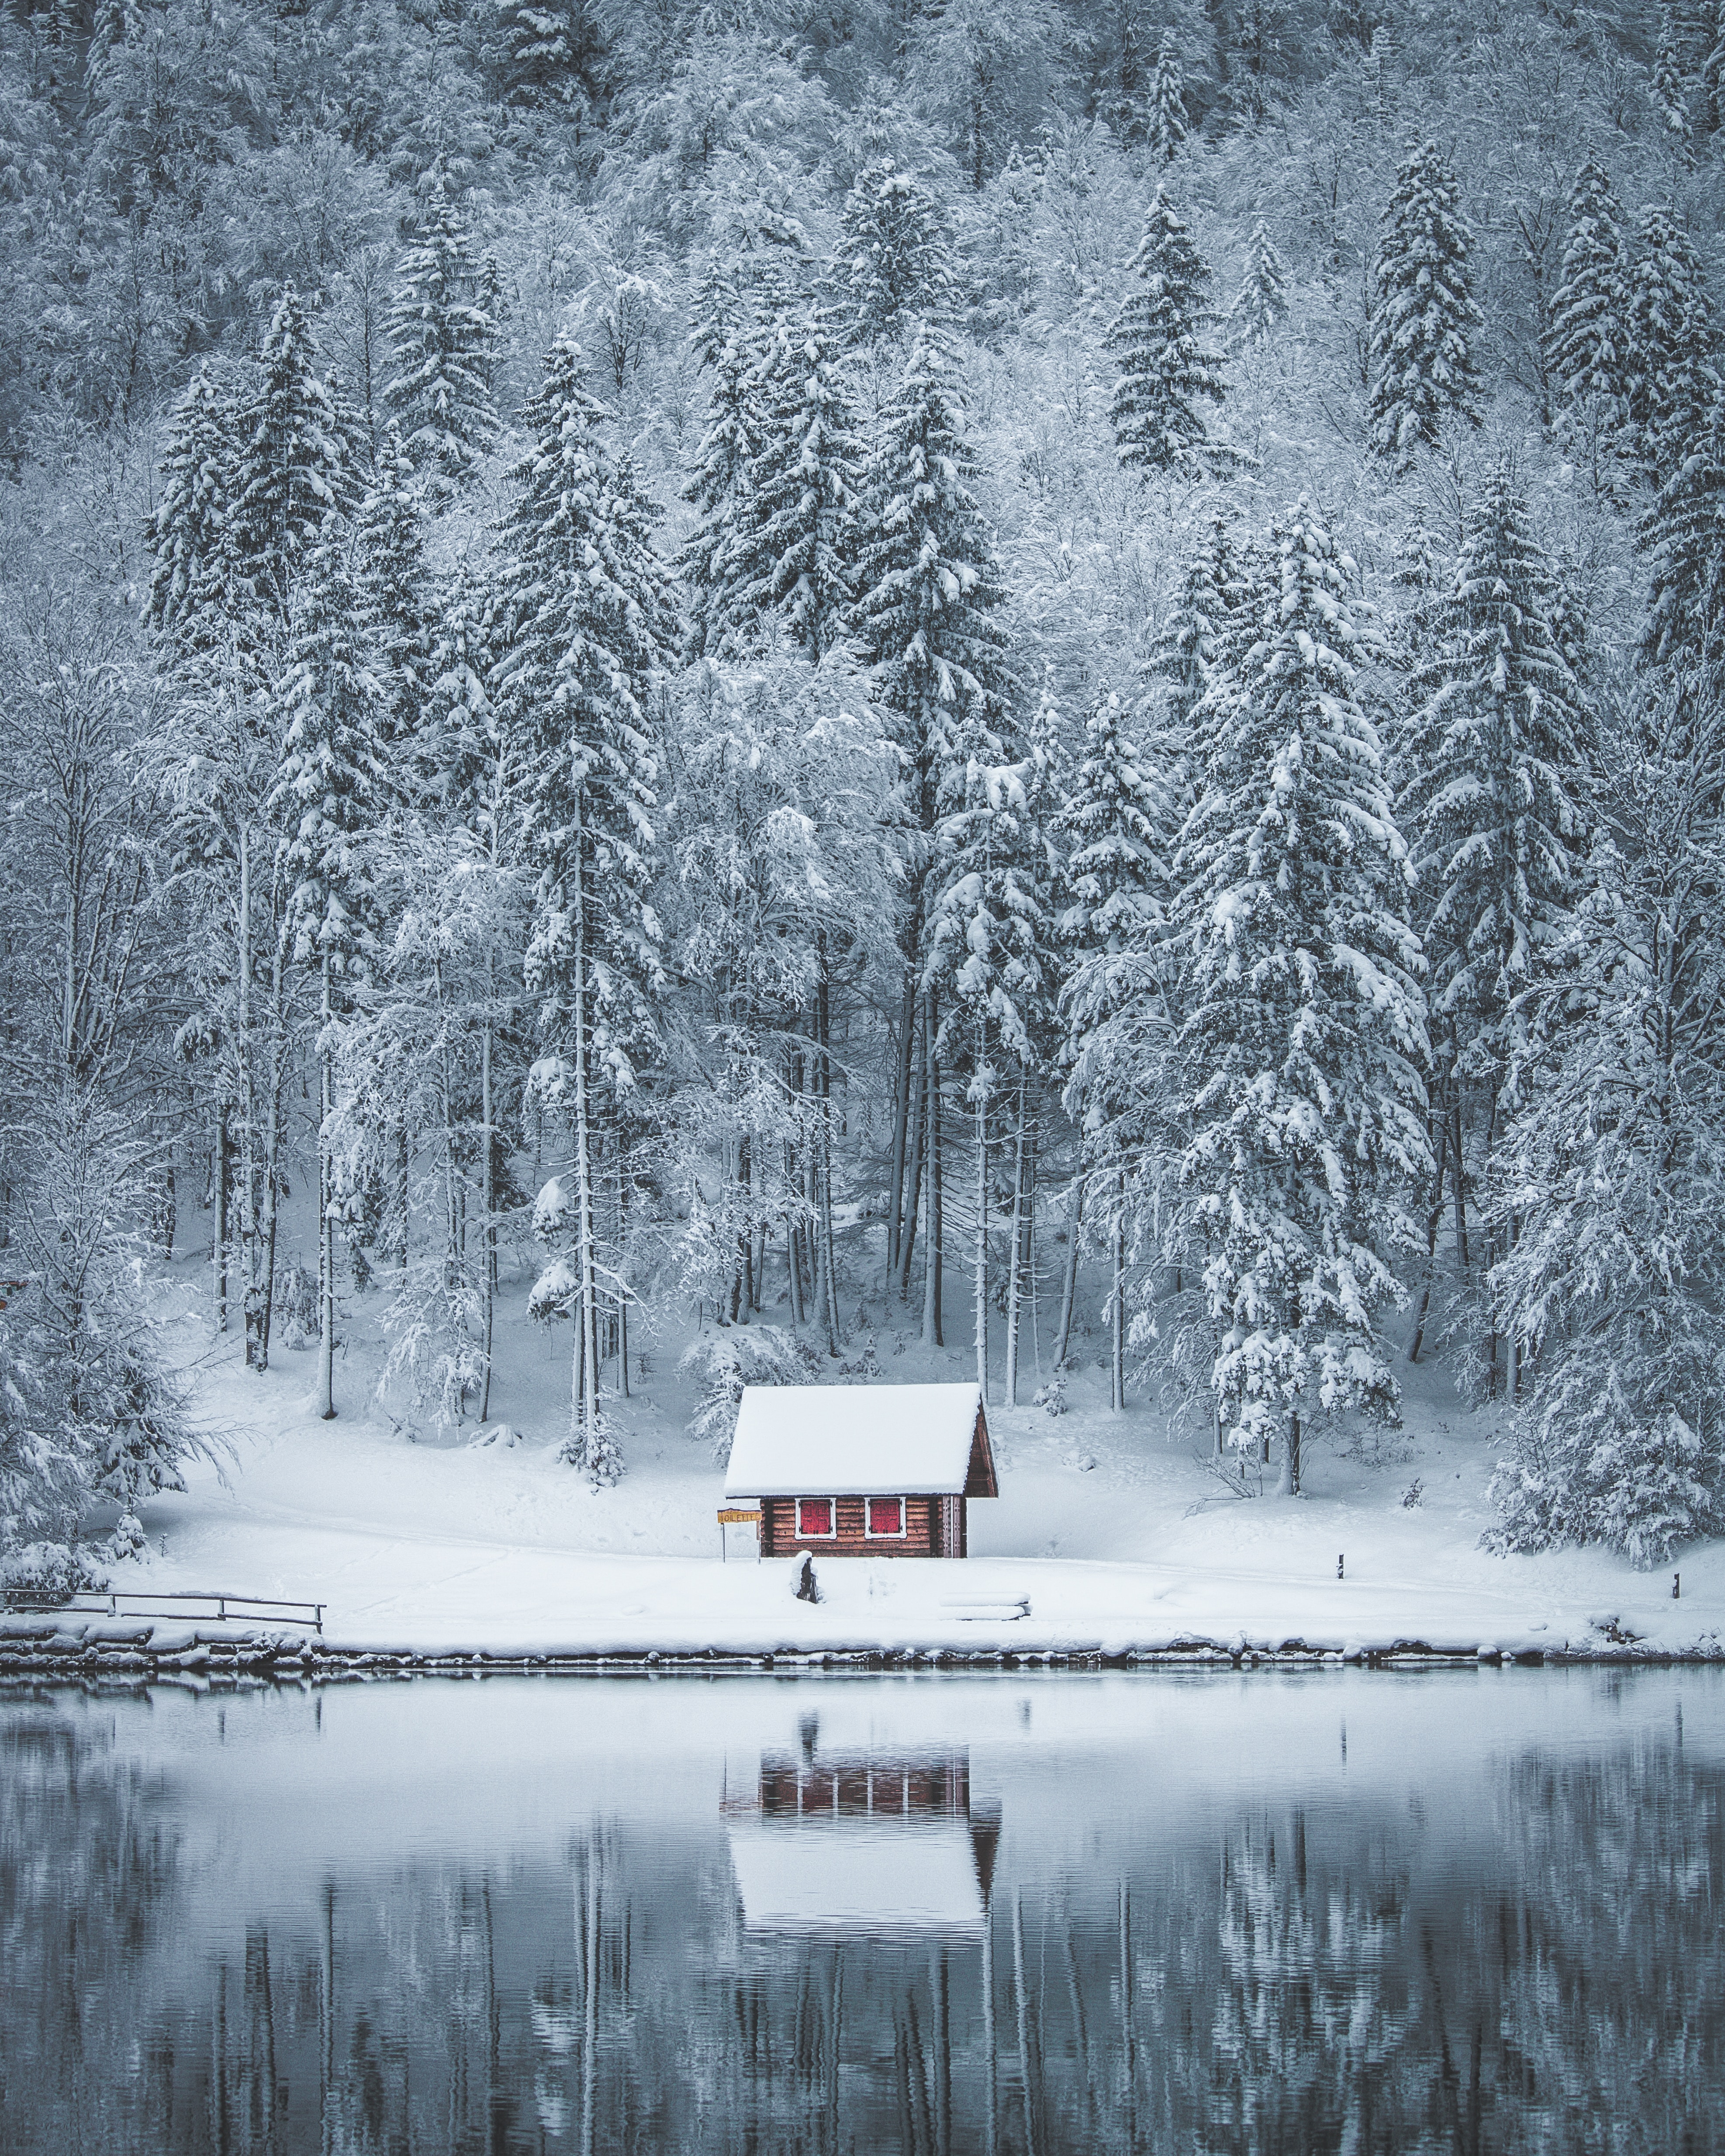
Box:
[1, 1540, 106, 1606]
[379, 1270, 487, 1432]
[1033, 1375, 1067, 1418]
[1, 1090, 217, 1562]
[1487, 1396, 1721, 1572]
[276, 1258, 318, 1350]
[680, 1326, 821, 1467]
[557, 1410, 623, 1488]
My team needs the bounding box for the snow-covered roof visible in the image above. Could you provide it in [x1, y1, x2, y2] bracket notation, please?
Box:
[722, 1383, 996, 1499]
[726, 1822, 986, 1935]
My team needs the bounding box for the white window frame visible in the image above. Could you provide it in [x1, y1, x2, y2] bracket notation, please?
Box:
[864, 1495, 907, 1540]
[796, 1496, 837, 1540]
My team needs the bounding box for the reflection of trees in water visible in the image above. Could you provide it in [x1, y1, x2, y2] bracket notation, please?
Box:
[0, 1710, 181, 2153]
[6, 1713, 1725, 2154]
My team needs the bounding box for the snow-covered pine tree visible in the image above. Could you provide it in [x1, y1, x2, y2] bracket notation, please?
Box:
[925, 742, 1053, 1406]
[851, 318, 1014, 1333]
[1172, 501, 1430, 1493]
[678, 261, 771, 661]
[350, 425, 433, 767]
[722, 307, 863, 662]
[1228, 218, 1289, 348]
[1149, 513, 1268, 741]
[1644, 380, 1725, 676]
[840, 159, 958, 349]
[1106, 186, 1227, 475]
[1486, 688, 1725, 1566]
[1654, 2, 1695, 165]
[1398, 463, 1590, 1385]
[491, 336, 676, 1481]
[273, 541, 390, 1420]
[145, 359, 242, 667]
[1621, 204, 1718, 491]
[1056, 690, 1175, 1407]
[1367, 139, 1483, 466]
[384, 167, 501, 496]
[486, 0, 606, 116]
[1146, 32, 1187, 162]
[228, 287, 356, 639]
[1544, 158, 1629, 469]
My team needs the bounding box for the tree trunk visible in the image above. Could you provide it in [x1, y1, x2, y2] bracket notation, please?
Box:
[1005, 1073, 1027, 1407]
[1055, 1172, 1082, 1367]
[571, 829, 601, 1450]
[237, 823, 265, 1369]
[886, 967, 917, 1277]
[317, 950, 336, 1420]
[896, 1003, 925, 1303]
[1109, 1174, 1125, 1414]
[816, 959, 841, 1354]
[479, 993, 496, 1423]
[1408, 1106, 1449, 1364]
[921, 986, 943, 1348]
[213, 1103, 230, 1337]
[973, 1023, 988, 1405]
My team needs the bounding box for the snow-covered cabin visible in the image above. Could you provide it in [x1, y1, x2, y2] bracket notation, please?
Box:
[723, 1382, 998, 1558]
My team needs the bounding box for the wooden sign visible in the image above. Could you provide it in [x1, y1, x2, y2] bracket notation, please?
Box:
[717, 1507, 761, 1525]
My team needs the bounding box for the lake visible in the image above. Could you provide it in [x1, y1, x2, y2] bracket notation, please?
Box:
[2, 1667, 1720, 2153]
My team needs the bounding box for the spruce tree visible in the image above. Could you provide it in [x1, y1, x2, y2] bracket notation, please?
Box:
[228, 287, 356, 638]
[1149, 514, 1267, 738]
[145, 359, 242, 667]
[384, 168, 501, 495]
[491, 337, 676, 1479]
[1171, 501, 1430, 1492]
[1654, 2, 1695, 165]
[1544, 159, 1628, 445]
[1368, 139, 1482, 466]
[723, 308, 862, 662]
[925, 744, 1054, 1404]
[1106, 186, 1227, 475]
[1401, 464, 1589, 1063]
[351, 424, 434, 764]
[853, 320, 1013, 832]
[1228, 218, 1289, 348]
[840, 160, 958, 349]
[273, 543, 390, 1420]
[852, 319, 1014, 1340]
[679, 269, 769, 661]
[1146, 33, 1187, 162]
[1056, 690, 1178, 1413]
[486, 0, 606, 115]
[1643, 381, 1725, 675]
[1621, 204, 1717, 490]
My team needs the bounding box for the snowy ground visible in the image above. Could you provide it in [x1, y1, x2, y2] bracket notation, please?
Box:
[99, 1223, 1725, 1662]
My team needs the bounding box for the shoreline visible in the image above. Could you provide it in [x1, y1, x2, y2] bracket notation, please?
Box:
[5, 1613, 1723, 1686]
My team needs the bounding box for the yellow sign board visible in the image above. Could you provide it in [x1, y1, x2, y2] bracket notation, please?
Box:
[716, 1507, 761, 1525]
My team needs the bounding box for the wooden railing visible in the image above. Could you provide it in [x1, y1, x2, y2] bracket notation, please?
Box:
[4, 1589, 324, 1634]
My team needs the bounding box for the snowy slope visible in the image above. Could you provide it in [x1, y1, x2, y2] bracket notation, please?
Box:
[100, 1230, 1725, 1662]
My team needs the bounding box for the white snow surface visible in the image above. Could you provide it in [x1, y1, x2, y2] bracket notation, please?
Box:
[85, 1230, 1725, 1664]
[724, 1381, 984, 1497]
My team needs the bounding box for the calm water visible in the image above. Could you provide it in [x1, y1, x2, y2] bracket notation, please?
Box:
[2, 1667, 1721, 2154]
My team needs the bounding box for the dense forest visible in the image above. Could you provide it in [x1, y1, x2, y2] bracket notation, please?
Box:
[1, 0, 1722, 1582]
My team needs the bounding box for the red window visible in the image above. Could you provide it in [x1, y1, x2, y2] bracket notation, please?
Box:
[796, 1497, 834, 1539]
[867, 1497, 905, 1538]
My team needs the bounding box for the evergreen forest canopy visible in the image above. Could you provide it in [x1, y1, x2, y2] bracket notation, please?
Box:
[2, 0, 1724, 1582]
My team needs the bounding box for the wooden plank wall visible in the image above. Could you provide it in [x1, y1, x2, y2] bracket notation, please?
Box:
[761, 1495, 954, 1557]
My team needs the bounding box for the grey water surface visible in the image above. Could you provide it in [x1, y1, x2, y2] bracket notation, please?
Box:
[3, 1665, 1720, 2154]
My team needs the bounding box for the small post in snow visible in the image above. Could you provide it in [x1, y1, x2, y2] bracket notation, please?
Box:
[1673, 1572, 1681, 1600]
[1337, 1553, 1345, 1580]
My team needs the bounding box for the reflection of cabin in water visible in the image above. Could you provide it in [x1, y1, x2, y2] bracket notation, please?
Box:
[726, 1746, 1001, 1937]
[723, 1382, 998, 1558]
